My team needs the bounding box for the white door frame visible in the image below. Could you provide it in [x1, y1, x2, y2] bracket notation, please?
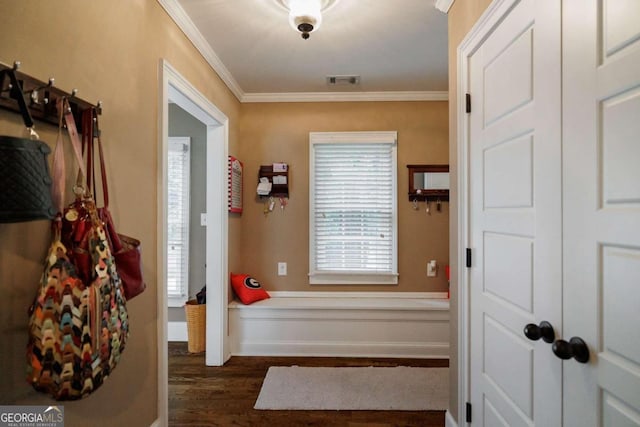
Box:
[157, 59, 230, 425]
[455, 0, 520, 424]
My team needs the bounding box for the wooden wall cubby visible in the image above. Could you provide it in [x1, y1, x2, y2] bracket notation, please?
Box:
[258, 165, 289, 198]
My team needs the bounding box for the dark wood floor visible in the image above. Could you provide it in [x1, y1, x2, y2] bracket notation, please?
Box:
[168, 342, 448, 427]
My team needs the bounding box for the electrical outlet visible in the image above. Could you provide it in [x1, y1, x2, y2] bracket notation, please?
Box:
[278, 262, 287, 276]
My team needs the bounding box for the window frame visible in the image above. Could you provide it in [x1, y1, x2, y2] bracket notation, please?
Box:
[167, 136, 191, 307]
[309, 131, 398, 285]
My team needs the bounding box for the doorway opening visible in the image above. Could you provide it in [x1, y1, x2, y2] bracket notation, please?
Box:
[158, 59, 229, 425]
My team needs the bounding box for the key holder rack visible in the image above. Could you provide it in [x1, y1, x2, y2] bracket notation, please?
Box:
[407, 164, 450, 201]
[0, 61, 101, 132]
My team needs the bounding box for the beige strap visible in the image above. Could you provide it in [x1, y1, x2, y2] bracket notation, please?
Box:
[50, 98, 88, 213]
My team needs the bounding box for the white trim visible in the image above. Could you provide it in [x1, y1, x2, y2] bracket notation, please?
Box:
[157, 0, 243, 100]
[242, 91, 449, 103]
[435, 0, 455, 14]
[456, 45, 470, 427]
[157, 60, 169, 427]
[229, 296, 450, 358]
[308, 273, 399, 286]
[162, 61, 230, 366]
[229, 297, 449, 311]
[232, 341, 449, 359]
[309, 131, 399, 144]
[149, 419, 161, 427]
[167, 321, 188, 342]
[167, 296, 187, 308]
[158, 59, 230, 427]
[445, 410, 459, 427]
[268, 291, 449, 299]
[456, 0, 518, 425]
[157, 0, 450, 104]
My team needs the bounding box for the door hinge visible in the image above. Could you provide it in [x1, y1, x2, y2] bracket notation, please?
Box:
[465, 93, 471, 113]
[466, 402, 472, 423]
[466, 248, 472, 268]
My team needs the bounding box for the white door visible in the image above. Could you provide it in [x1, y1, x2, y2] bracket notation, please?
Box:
[563, 0, 640, 425]
[468, 0, 562, 425]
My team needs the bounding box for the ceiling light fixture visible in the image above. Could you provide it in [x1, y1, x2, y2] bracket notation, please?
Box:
[277, 0, 338, 40]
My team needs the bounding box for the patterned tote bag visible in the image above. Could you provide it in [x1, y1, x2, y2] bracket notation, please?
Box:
[26, 99, 129, 400]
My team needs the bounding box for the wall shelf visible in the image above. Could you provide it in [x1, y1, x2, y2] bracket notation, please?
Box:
[407, 164, 449, 201]
[258, 165, 289, 198]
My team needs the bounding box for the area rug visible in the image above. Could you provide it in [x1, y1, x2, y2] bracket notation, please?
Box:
[254, 366, 448, 411]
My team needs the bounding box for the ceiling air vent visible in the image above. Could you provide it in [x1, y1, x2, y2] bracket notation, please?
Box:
[327, 75, 360, 86]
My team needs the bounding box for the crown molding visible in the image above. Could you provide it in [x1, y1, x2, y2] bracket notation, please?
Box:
[157, 0, 244, 101]
[241, 91, 448, 103]
[435, 0, 455, 14]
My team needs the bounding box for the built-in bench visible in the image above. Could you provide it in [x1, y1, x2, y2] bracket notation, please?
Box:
[228, 292, 450, 359]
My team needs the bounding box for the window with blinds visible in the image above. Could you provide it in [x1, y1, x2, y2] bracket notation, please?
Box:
[167, 137, 191, 303]
[309, 132, 398, 285]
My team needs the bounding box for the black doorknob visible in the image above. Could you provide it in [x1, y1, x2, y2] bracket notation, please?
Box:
[523, 321, 555, 344]
[552, 337, 590, 363]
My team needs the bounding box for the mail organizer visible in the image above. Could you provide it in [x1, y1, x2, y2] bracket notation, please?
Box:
[257, 164, 289, 198]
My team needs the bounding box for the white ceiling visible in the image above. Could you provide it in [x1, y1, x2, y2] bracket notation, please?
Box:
[162, 0, 450, 101]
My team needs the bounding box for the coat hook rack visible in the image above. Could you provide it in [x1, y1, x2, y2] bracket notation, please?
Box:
[0, 61, 101, 132]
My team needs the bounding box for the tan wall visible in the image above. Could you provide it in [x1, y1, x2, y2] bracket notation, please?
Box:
[0, 1, 241, 426]
[238, 102, 450, 293]
[448, 0, 493, 421]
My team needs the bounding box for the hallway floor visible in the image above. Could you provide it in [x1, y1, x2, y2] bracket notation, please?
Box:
[168, 342, 448, 426]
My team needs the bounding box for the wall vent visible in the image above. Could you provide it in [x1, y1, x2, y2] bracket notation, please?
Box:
[327, 75, 361, 86]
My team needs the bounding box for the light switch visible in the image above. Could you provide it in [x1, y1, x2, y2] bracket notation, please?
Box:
[427, 260, 437, 277]
[200, 213, 207, 226]
[278, 262, 287, 276]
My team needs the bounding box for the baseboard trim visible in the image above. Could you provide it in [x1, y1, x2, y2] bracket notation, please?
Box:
[168, 321, 187, 342]
[233, 341, 450, 359]
[445, 410, 459, 427]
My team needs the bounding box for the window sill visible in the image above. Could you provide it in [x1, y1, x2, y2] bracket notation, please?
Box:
[309, 272, 399, 285]
[168, 296, 188, 307]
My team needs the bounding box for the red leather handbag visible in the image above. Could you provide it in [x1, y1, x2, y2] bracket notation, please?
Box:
[81, 108, 146, 300]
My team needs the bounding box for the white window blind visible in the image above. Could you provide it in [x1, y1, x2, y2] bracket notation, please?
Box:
[309, 132, 398, 285]
[167, 137, 191, 302]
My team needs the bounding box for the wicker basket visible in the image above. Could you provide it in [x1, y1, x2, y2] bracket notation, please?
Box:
[184, 300, 206, 353]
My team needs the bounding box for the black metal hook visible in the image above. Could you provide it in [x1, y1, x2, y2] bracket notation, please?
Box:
[0, 66, 34, 128]
[26, 77, 55, 105]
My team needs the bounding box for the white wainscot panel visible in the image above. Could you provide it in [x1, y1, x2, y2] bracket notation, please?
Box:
[484, 315, 533, 418]
[484, 135, 533, 209]
[483, 28, 533, 126]
[603, 245, 640, 364]
[602, 87, 640, 205]
[229, 296, 450, 359]
[603, 0, 640, 57]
